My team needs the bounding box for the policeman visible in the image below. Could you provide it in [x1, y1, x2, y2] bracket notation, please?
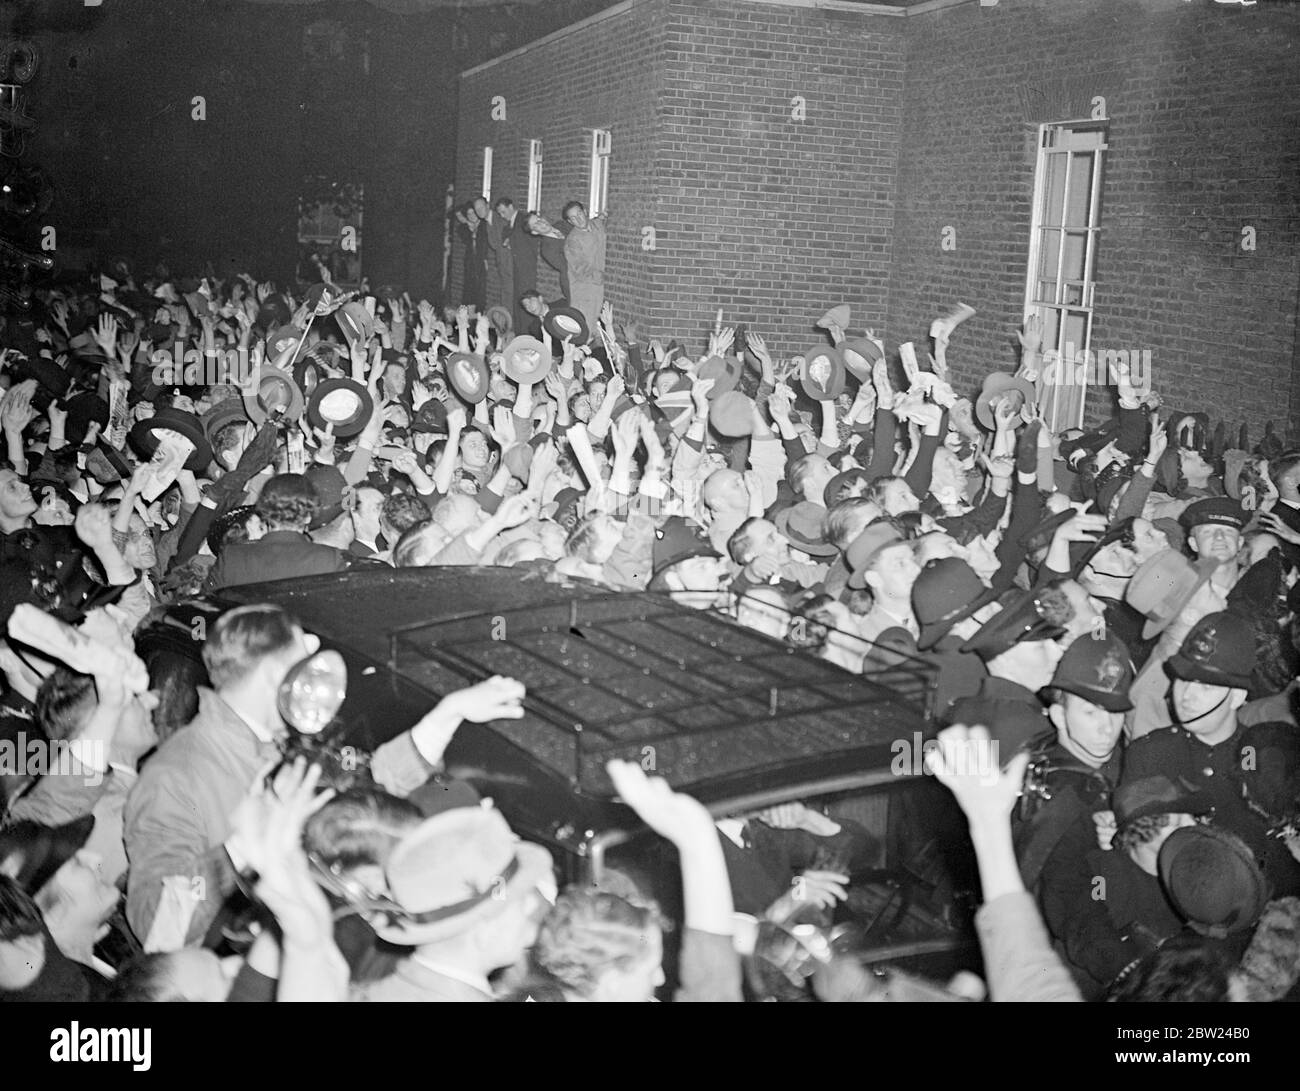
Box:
[1122, 610, 1300, 896]
[1012, 629, 1136, 892]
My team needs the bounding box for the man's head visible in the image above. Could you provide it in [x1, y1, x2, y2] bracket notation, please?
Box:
[701, 469, 749, 518]
[1182, 498, 1246, 568]
[381, 362, 408, 399]
[212, 420, 252, 473]
[255, 474, 319, 533]
[562, 201, 589, 230]
[728, 517, 790, 569]
[788, 454, 835, 507]
[431, 492, 482, 537]
[1269, 451, 1300, 503]
[472, 196, 490, 220]
[494, 197, 516, 218]
[0, 468, 36, 532]
[121, 512, 158, 572]
[201, 604, 319, 713]
[860, 539, 921, 604]
[109, 948, 240, 1002]
[825, 498, 883, 552]
[535, 890, 664, 1002]
[1166, 611, 1252, 742]
[1041, 629, 1134, 766]
[37, 667, 159, 769]
[393, 520, 452, 567]
[866, 475, 919, 517]
[520, 291, 546, 319]
[34, 848, 120, 955]
[1046, 691, 1125, 767]
[351, 487, 385, 541]
[459, 428, 493, 471]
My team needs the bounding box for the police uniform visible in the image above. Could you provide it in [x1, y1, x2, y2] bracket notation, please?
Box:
[1010, 631, 1135, 893]
[1120, 611, 1300, 897]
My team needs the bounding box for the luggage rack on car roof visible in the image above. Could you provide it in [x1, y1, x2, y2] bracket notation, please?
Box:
[385, 591, 937, 795]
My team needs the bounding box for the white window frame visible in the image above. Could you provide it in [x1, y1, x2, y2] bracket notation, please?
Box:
[1023, 120, 1107, 432]
[526, 139, 543, 213]
[481, 146, 493, 205]
[588, 129, 611, 217]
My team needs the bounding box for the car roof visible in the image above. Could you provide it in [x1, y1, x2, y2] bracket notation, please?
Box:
[217, 567, 934, 805]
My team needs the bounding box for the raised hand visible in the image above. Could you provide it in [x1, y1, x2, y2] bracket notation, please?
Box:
[437, 675, 526, 724]
[607, 759, 714, 849]
[871, 358, 895, 410]
[1017, 314, 1043, 357]
[93, 313, 120, 358]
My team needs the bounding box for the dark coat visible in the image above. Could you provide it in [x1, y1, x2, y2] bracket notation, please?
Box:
[205, 529, 347, 590]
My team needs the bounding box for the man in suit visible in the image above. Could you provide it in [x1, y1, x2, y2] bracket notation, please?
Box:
[474, 196, 512, 313]
[204, 473, 347, 590]
[494, 196, 539, 335]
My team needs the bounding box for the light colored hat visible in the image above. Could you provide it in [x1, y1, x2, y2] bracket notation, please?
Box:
[373, 806, 554, 946]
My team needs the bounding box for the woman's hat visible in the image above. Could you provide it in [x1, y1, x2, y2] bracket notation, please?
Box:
[1159, 825, 1270, 938]
[306, 377, 374, 438]
[542, 305, 589, 345]
[242, 365, 305, 425]
[446, 352, 490, 404]
[801, 346, 846, 401]
[502, 335, 553, 385]
[127, 406, 213, 471]
[372, 806, 554, 946]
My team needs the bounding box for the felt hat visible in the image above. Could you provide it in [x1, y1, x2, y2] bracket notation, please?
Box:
[975, 372, 1037, 431]
[846, 524, 906, 589]
[911, 557, 1000, 649]
[200, 397, 250, 444]
[542, 305, 589, 345]
[486, 305, 514, 339]
[446, 352, 490, 405]
[801, 345, 846, 401]
[840, 338, 883, 383]
[945, 690, 1048, 756]
[824, 468, 869, 508]
[62, 391, 109, 432]
[306, 378, 374, 439]
[410, 400, 449, 435]
[1113, 775, 1212, 831]
[696, 354, 741, 398]
[242, 366, 305, 425]
[776, 500, 838, 560]
[1159, 825, 1269, 938]
[709, 390, 755, 437]
[959, 589, 1065, 661]
[502, 335, 553, 385]
[294, 342, 346, 397]
[371, 807, 554, 946]
[127, 405, 213, 472]
[1124, 549, 1219, 640]
[266, 325, 306, 359]
[335, 303, 374, 349]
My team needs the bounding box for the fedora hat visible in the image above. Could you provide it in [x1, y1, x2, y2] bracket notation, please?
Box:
[776, 500, 838, 559]
[1124, 549, 1219, 640]
[334, 302, 374, 349]
[372, 806, 554, 946]
[294, 342, 345, 397]
[242, 365, 305, 426]
[127, 406, 213, 472]
[486, 305, 513, 339]
[846, 523, 906, 589]
[696, 354, 741, 399]
[502, 335, 552, 385]
[840, 338, 883, 383]
[543, 305, 590, 344]
[1113, 775, 1212, 831]
[306, 378, 374, 439]
[266, 325, 306, 360]
[446, 351, 490, 404]
[708, 390, 754, 437]
[976, 372, 1037, 431]
[200, 396, 249, 444]
[801, 346, 846, 402]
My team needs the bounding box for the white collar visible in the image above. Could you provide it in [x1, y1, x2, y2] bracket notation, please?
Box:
[715, 818, 746, 848]
[409, 955, 493, 998]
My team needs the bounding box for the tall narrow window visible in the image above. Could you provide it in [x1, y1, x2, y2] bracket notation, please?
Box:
[588, 129, 611, 216]
[481, 146, 493, 204]
[527, 140, 543, 212]
[1024, 121, 1107, 431]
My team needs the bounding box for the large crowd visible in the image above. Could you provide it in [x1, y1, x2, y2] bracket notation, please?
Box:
[1, 197, 1298, 1003]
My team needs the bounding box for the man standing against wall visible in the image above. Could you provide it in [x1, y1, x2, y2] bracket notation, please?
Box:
[495, 196, 538, 335]
[563, 200, 607, 335]
[475, 196, 513, 315]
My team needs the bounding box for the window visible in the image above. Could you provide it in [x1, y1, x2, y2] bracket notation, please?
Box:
[481, 146, 493, 205]
[588, 129, 611, 216]
[527, 139, 543, 213]
[1023, 121, 1107, 431]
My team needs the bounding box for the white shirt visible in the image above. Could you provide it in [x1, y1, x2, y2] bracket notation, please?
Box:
[410, 956, 494, 999]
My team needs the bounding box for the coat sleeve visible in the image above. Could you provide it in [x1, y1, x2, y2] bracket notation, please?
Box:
[975, 891, 1082, 1002]
[370, 731, 437, 799]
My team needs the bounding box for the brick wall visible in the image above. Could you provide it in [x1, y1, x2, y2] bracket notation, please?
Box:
[454, 0, 668, 331]
[456, 0, 905, 359]
[889, 0, 1300, 435]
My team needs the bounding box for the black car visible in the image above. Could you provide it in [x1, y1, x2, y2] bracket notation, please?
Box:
[169, 566, 981, 996]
